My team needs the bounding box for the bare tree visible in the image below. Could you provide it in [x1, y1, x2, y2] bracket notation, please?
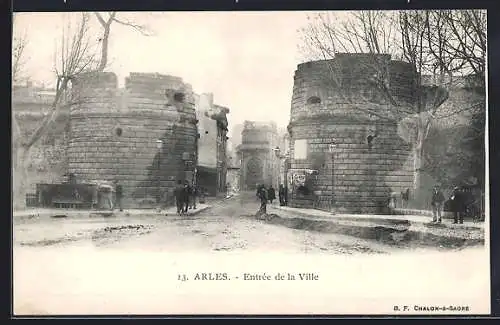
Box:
[298, 10, 485, 198]
[419, 10, 486, 188]
[13, 13, 100, 209]
[12, 15, 29, 84]
[94, 12, 153, 72]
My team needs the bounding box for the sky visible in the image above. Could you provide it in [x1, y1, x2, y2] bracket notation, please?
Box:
[13, 11, 313, 137]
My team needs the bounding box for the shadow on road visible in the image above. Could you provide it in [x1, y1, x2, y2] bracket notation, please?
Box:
[252, 212, 484, 251]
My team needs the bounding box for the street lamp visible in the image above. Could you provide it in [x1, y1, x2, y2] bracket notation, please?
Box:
[156, 139, 163, 205]
[273, 146, 282, 188]
[329, 143, 337, 213]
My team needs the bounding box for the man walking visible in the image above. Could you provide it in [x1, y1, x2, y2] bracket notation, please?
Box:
[258, 184, 268, 215]
[430, 185, 445, 223]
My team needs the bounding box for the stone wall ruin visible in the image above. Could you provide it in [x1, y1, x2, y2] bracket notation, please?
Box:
[287, 54, 417, 214]
[69, 72, 198, 207]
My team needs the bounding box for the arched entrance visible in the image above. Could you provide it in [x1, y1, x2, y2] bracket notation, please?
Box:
[246, 157, 263, 190]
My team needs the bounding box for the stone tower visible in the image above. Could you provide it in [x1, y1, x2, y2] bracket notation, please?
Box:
[287, 53, 418, 214]
[68, 72, 198, 206]
[238, 121, 279, 190]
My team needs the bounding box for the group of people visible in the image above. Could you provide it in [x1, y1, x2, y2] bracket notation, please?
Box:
[256, 183, 288, 215]
[174, 180, 199, 215]
[430, 185, 471, 224]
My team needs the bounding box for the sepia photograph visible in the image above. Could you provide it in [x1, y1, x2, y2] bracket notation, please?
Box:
[12, 9, 489, 315]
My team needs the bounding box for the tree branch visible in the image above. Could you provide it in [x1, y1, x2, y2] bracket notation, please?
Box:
[111, 16, 153, 36]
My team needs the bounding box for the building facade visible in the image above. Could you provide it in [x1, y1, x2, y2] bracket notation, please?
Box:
[194, 93, 229, 196]
[238, 121, 280, 190]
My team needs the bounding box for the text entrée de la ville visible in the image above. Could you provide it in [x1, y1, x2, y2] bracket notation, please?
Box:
[177, 272, 319, 282]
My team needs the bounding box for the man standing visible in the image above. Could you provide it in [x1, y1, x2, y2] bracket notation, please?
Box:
[278, 184, 285, 206]
[183, 181, 191, 213]
[430, 185, 445, 223]
[268, 185, 276, 204]
[450, 186, 465, 224]
[114, 180, 123, 212]
[189, 182, 198, 210]
[401, 188, 410, 208]
[174, 180, 185, 215]
[225, 182, 231, 199]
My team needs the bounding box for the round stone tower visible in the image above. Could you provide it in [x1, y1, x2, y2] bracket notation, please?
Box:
[287, 53, 417, 214]
[68, 72, 198, 207]
[239, 121, 280, 190]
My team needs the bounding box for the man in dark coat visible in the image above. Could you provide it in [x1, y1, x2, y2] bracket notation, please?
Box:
[174, 180, 185, 215]
[258, 185, 268, 215]
[114, 180, 123, 212]
[268, 185, 276, 204]
[430, 185, 445, 223]
[401, 188, 410, 208]
[183, 181, 191, 213]
[278, 184, 285, 206]
[189, 183, 198, 210]
[450, 186, 465, 224]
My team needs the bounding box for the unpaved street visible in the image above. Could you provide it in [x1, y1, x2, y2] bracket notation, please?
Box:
[14, 192, 393, 254]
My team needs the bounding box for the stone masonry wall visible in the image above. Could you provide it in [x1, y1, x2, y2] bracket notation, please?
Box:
[289, 121, 413, 213]
[288, 54, 416, 213]
[68, 72, 197, 207]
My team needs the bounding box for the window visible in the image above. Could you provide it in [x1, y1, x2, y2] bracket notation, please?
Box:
[174, 92, 185, 102]
[307, 96, 321, 104]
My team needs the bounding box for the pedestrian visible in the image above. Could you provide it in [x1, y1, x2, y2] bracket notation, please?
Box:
[99, 183, 114, 210]
[268, 185, 276, 204]
[283, 185, 288, 206]
[114, 180, 123, 212]
[199, 186, 206, 204]
[430, 185, 445, 223]
[401, 188, 410, 208]
[389, 191, 398, 210]
[450, 186, 465, 224]
[189, 183, 198, 210]
[258, 185, 268, 215]
[225, 182, 231, 199]
[278, 184, 285, 206]
[91, 184, 98, 209]
[183, 181, 190, 213]
[174, 180, 185, 215]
